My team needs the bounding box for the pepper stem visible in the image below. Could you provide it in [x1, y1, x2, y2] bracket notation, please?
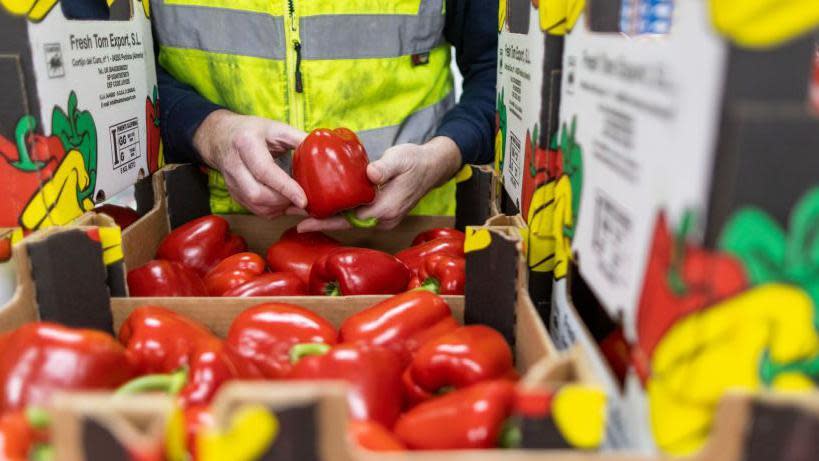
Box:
[12, 115, 44, 172]
[415, 278, 441, 294]
[30, 443, 54, 461]
[290, 343, 331, 365]
[115, 367, 188, 396]
[26, 406, 51, 429]
[324, 281, 342, 297]
[343, 210, 378, 229]
[497, 418, 522, 449]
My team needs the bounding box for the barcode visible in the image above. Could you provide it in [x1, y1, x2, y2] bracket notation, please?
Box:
[507, 132, 522, 190]
[592, 192, 632, 285]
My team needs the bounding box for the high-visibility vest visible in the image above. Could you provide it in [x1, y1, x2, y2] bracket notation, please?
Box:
[151, 0, 457, 215]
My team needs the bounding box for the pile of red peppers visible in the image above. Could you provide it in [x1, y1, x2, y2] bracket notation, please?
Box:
[0, 290, 528, 458]
[127, 215, 467, 297]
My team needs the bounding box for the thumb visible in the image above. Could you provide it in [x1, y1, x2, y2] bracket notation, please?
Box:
[367, 148, 406, 185]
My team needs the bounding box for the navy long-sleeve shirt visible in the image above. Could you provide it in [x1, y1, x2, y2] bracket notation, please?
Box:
[61, 0, 497, 165]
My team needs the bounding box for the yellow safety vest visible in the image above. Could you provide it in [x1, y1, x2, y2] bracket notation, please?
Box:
[151, 0, 457, 215]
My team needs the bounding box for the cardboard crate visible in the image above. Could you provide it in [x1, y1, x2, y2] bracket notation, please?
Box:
[120, 163, 495, 277]
[545, 0, 819, 455]
[0, 0, 159, 230]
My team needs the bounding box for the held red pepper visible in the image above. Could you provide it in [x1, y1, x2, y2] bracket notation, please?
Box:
[118, 306, 261, 406]
[203, 252, 266, 296]
[0, 323, 134, 413]
[395, 238, 464, 276]
[265, 227, 341, 284]
[288, 343, 404, 427]
[402, 325, 517, 406]
[339, 291, 458, 362]
[127, 260, 208, 297]
[309, 248, 410, 296]
[222, 273, 308, 297]
[412, 228, 466, 246]
[394, 380, 516, 450]
[409, 254, 466, 295]
[348, 421, 406, 452]
[292, 128, 377, 227]
[226, 303, 337, 378]
[156, 215, 247, 276]
[95, 204, 141, 229]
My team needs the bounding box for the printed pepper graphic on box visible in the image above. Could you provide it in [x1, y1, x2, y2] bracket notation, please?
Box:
[0, 92, 98, 229]
[146, 85, 163, 173]
[1, 0, 58, 20]
[637, 189, 819, 456]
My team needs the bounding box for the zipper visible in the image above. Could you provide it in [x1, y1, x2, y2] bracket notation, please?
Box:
[283, 0, 304, 129]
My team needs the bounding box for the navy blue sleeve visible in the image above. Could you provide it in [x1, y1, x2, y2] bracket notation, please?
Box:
[157, 66, 222, 164]
[436, 0, 498, 165]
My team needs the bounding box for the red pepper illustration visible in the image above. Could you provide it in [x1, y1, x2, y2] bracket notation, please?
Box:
[146, 86, 161, 173]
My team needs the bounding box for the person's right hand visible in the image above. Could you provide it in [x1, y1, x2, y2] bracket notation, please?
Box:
[193, 110, 307, 217]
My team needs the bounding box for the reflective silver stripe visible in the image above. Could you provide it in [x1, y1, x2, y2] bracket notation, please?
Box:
[300, 4, 446, 60]
[152, 0, 286, 60]
[358, 93, 455, 160]
[417, 0, 445, 16]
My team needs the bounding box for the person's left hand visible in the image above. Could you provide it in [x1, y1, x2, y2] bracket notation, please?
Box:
[296, 136, 461, 231]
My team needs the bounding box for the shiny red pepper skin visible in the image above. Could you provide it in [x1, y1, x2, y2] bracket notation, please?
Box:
[156, 215, 247, 276]
[394, 380, 516, 450]
[348, 421, 406, 452]
[265, 227, 341, 284]
[409, 253, 466, 295]
[226, 303, 337, 378]
[222, 273, 308, 297]
[95, 204, 141, 229]
[411, 228, 465, 247]
[0, 323, 134, 413]
[339, 291, 458, 363]
[118, 306, 261, 406]
[309, 248, 410, 296]
[402, 325, 517, 406]
[395, 238, 464, 276]
[288, 343, 404, 427]
[293, 128, 376, 219]
[127, 260, 208, 297]
[203, 252, 266, 296]
[184, 405, 214, 460]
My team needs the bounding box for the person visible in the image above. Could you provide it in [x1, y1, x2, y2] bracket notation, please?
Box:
[152, 0, 497, 231]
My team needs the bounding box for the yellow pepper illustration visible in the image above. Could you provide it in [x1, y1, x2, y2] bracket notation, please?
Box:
[19, 149, 94, 230]
[709, 0, 819, 48]
[527, 179, 557, 273]
[648, 283, 819, 455]
[198, 405, 279, 461]
[1, 0, 57, 20]
[551, 174, 573, 279]
[539, 0, 585, 34]
[498, 0, 507, 31]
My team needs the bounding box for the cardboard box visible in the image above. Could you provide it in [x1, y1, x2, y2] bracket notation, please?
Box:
[548, 0, 819, 456]
[0, 0, 160, 230]
[121, 163, 495, 276]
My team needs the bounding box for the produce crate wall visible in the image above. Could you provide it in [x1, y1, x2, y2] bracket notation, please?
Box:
[0, 0, 159, 230]
[544, 0, 819, 455]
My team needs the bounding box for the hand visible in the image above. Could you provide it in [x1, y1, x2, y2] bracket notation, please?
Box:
[194, 110, 308, 217]
[297, 136, 462, 231]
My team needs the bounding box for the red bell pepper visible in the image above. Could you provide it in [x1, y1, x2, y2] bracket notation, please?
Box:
[409, 253, 466, 295]
[156, 215, 247, 276]
[95, 204, 141, 230]
[288, 343, 404, 427]
[0, 323, 134, 413]
[222, 272, 308, 297]
[203, 252, 266, 296]
[394, 380, 516, 450]
[146, 86, 161, 173]
[226, 303, 337, 378]
[0, 116, 66, 227]
[292, 128, 377, 227]
[265, 227, 341, 284]
[411, 228, 465, 247]
[309, 248, 410, 296]
[339, 291, 458, 363]
[348, 421, 406, 452]
[634, 212, 747, 378]
[0, 410, 47, 461]
[118, 306, 261, 406]
[0, 236, 10, 263]
[127, 260, 208, 297]
[184, 405, 214, 460]
[395, 238, 464, 276]
[402, 325, 517, 406]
